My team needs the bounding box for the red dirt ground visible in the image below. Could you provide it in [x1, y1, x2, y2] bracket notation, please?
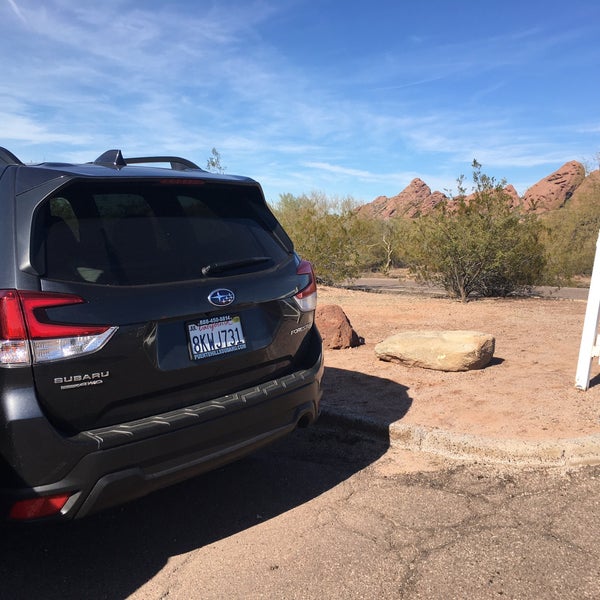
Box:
[318, 286, 600, 442]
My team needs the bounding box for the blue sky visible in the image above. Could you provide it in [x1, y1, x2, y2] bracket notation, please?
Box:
[1, 0, 599, 204]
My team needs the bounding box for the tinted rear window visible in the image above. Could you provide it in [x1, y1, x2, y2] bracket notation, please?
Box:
[33, 180, 291, 285]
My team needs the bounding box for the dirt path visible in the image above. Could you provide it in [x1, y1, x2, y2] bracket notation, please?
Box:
[319, 286, 600, 441]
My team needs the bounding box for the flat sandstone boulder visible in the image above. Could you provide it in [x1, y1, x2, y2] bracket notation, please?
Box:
[375, 330, 495, 372]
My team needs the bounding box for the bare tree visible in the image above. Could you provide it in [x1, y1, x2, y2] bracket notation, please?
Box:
[206, 147, 226, 173]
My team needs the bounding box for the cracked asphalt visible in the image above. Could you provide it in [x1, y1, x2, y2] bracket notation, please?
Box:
[2, 424, 599, 599]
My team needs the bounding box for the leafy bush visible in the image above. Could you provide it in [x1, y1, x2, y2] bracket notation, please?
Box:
[272, 192, 368, 285]
[541, 176, 600, 283]
[405, 161, 546, 301]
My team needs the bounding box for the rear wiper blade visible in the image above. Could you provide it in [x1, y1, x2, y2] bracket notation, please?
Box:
[201, 256, 271, 276]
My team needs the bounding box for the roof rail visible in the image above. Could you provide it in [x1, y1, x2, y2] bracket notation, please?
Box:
[93, 149, 202, 171]
[0, 147, 23, 166]
[125, 155, 202, 171]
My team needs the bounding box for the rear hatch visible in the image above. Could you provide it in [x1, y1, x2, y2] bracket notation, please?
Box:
[23, 177, 318, 432]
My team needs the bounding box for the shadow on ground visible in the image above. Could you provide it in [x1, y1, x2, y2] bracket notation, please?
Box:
[319, 366, 412, 436]
[587, 372, 600, 389]
[0, 368, 411, 600]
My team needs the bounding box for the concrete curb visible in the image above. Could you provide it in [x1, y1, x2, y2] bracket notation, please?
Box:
[319, 409, 600, 468]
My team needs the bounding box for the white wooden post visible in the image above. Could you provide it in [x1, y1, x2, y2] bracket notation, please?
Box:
[575, 230, 600, 390]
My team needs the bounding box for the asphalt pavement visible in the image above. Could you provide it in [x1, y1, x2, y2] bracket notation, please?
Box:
[345, 277, 590, 301]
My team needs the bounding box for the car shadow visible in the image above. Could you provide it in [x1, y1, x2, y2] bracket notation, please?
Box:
[0, 367, 412, 600]
[319, 365, 412, 433]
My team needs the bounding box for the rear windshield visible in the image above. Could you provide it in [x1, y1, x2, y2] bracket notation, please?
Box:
[33, 180, 291, 285]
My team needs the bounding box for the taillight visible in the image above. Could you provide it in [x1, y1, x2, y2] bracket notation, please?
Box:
[0, 290, 30, 364]
[0, 290, 117, 366]
[9, 493, 72, 520]
[17, 291, 106, 339]
[294, 259, 318, 312]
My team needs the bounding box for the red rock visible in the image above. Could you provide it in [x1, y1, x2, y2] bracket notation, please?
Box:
[503, 184, 523, 209]
[522, 161, 586, 213]
[569, 169, 600, 207]
[315, 304, 362, 349]
[358, 178, 447, 219]
[357, 161, 594, 219]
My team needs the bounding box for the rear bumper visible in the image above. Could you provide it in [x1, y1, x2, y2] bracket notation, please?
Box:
[0, 349, 323, 521]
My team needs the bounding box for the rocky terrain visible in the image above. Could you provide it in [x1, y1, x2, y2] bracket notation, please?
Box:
[358, 161, 598, 219]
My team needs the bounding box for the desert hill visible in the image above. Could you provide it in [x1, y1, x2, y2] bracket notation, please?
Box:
[358, 161, 598, 219]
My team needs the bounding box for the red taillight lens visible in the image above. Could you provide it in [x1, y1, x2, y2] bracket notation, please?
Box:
[295, 259, 318, 311]
[296, 260, 317, 298]
[0, 290, 30, 364]
[16, 291, 108, 339]
[0, 290, 28, 339]
[9, 493, 71, 520]
[0, 290, 117, 365]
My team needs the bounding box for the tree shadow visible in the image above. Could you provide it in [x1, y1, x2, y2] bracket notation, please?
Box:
[0, 368, 412, 600]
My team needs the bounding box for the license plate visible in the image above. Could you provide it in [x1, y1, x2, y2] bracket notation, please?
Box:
[187, 315, 247, 360]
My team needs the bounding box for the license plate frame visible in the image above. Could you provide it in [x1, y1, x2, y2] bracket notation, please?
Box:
[187, 314, 247, 361]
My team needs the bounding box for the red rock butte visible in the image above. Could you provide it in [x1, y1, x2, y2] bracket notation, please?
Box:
[358, 161, 597, 219]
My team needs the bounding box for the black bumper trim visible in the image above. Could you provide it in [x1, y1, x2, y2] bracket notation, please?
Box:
[83, 357, 323, 450]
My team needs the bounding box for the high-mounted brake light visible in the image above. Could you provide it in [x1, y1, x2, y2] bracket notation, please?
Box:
[294, 259, 318, 312]
[158, 178, 205, 186]
[9, 493, 71, 520]
[0, 290, 117, 366]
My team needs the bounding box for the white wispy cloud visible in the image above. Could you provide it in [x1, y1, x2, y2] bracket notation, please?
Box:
[303, 162, 374, 179]
[0, 112, 93, 146]
[6, 0, 26, 24]
[0, 0, 597, 202]
[0, 1, 294, 155]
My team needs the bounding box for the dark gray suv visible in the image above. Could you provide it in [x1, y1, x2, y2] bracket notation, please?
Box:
[0, 148, 323, 521]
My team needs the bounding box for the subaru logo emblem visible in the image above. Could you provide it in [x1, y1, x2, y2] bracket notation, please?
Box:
[208, 289, 235, 307]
